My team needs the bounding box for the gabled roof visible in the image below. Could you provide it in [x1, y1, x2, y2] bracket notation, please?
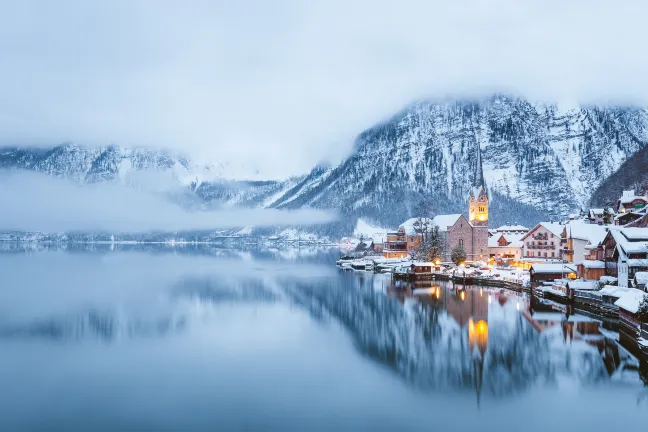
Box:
[610, 228, 648, 256]
[588, 208, 614, 217]
[575, 260, 605, 269]
[564, 220, 608, 245]
[431, 214, 463, 232]
[529, 263, 576, 274]
[620, 190, 647, 204]
[520, 222, 564, 241]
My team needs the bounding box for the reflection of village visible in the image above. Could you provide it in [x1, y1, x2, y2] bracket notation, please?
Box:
[384, 279, 646, 402]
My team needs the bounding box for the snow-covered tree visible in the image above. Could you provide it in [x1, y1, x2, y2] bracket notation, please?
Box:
[638, 295, 648, 323]
[602, 207, 613, 225]
[451, 245, 467, 265]
[410, 219, 444, 262]
[355, 235, 368, 252]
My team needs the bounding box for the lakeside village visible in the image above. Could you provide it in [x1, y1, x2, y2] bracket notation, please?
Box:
[337, 186, 648, 358]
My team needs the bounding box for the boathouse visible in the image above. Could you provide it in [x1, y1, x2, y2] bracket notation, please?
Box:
[529, 263, 576, 284]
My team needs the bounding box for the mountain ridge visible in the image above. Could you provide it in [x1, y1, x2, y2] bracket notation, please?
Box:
[2, 94, 648, 235]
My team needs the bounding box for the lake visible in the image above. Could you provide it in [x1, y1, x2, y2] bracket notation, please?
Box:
[0, 244, 646, 431]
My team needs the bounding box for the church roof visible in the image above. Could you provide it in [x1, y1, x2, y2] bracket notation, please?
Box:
[431, 214, 463, 231]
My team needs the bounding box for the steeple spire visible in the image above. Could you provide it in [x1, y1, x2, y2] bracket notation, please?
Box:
[474, 142, 485, 189]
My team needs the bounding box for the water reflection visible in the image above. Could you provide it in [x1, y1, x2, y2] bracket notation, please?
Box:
[1, 249, 646, 417]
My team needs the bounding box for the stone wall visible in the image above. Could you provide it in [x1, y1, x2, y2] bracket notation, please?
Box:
[447, 215, 474, 260]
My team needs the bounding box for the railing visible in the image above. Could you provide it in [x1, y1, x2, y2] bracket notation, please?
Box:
[526, 245, 556, 250]
[384, 246, 408, 252]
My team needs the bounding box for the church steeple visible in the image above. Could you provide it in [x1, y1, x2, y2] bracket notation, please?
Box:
[468, 143, 488, 227]
[474, 141, 485, 191]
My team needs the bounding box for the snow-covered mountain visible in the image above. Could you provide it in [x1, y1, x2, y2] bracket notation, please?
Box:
[270, 95, 648, 227]
[2, 94, 648, 234]
[0, 143, 265, 188]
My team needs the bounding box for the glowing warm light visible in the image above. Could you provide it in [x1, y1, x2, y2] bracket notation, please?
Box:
[468, 319, 489, 354]
[460, 291, 465, 301]
[480, 288, 483, 297]
[434, 260, 440, 265]
[436, 287, 441, 299]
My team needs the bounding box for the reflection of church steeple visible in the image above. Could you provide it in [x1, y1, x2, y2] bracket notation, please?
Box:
[469, 318, 488, 407]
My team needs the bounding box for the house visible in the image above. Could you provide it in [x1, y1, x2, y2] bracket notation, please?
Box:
[383, 218, 434, 259]
[560, 220, 608, 263]
[602, 228, 648, 288]
[575, 259, 606, 280]
[616, 190, 647, 214]
[529, 263, 576, 284]
[384, 146, 489, 262]
[634, 272, 648, 292]
[520, 223, 564, 260]
[587, 208, 615, 224]
[488, 232, 523, 260]
[614, 211, 644, 226]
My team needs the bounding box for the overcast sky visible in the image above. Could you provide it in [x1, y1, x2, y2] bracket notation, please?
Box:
[1, 0, 647, 178]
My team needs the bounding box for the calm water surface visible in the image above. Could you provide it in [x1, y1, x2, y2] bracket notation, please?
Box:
[1, 245, 646, 430]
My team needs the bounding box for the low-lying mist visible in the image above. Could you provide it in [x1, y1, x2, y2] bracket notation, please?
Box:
[0, 171, 336, 233]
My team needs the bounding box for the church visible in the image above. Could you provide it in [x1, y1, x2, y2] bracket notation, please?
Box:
[432, 144, 489, 262]
[383, 149, 489, 262]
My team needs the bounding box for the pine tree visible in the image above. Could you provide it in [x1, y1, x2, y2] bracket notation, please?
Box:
[451, 245, 467, 265]
[410, 219, 444, 262]
[638, 296, 648, 323]
[602, 207, 613, 225]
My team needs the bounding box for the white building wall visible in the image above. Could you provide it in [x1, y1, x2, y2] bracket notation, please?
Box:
[521, 226, 561, 259]
[618, 258, 629, 288]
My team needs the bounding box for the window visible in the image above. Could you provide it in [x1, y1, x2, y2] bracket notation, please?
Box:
[551, 242, 554, 246]
[544, 252, 547, 258]
[551, 252, 555, 258]
[459, 239, 464, 248]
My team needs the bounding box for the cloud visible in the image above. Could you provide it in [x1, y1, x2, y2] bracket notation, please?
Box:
[0, 172, 336, 232]
[1, 0, 647, 177]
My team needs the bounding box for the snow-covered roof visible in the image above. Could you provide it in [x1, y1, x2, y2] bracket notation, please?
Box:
[599, 275, 617, 284]
[495, 224, 529, 232]
[566, 280, 598, 291]
[600, 285, 623, 298]
[431, 214, 463, 232]
[614, 288, 646, 313]
[564, 220, 608, 245]
[610, 229, 648, 256]
[619, 228, 648, 241]
[488, 233, 524, 248]
[398, 217, 435, 235]
[635, 272, 648, 285]
[530, 263, 576, 274]
[620, 190, 647, 204]
[627, 259, 648, 268]
[588, 208, 614, 217]
[575, 260, 605, 269]
[520, 222, 563, 241]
